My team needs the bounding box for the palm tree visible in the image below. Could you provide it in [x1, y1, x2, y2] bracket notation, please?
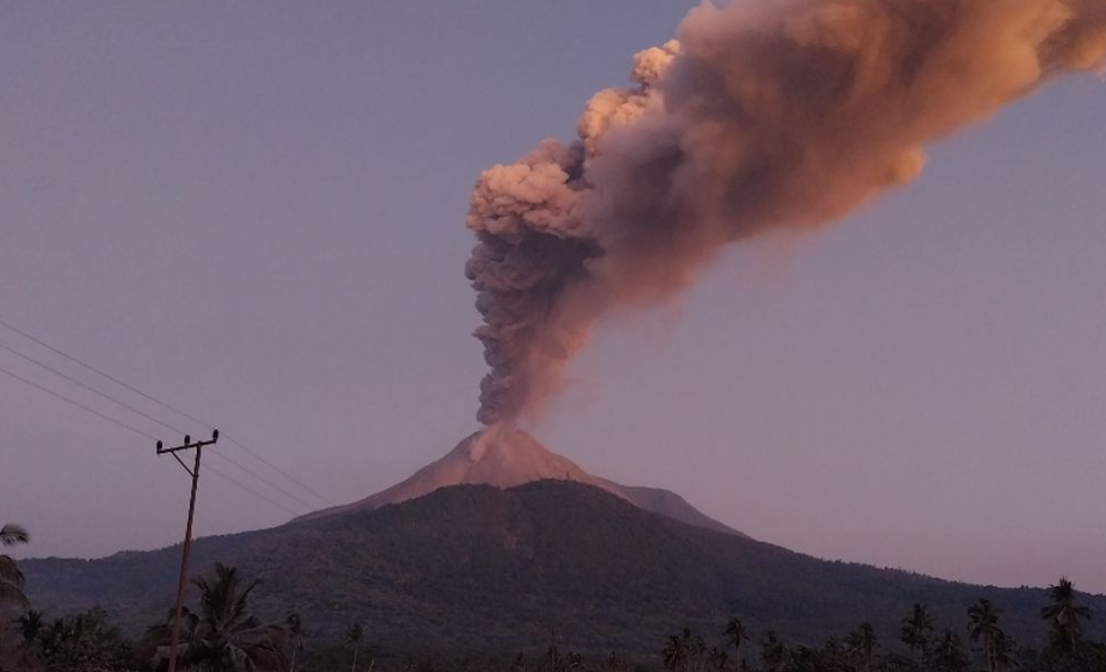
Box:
[0, 523, 30, 610]
[662, 628, 704, 672]
[722, 618, 749, 660]
[759, 631, 789, 672]
[968, 598, 1004, 672]
[991, 630, 1019, 672]
[1040, 576, 1091, 655]
[684, 628, 706, 672]
[933, 630, 969, 672]
[820, 637, 849, 670]
[707, 647, 730, 672]
[286, 612, 306, 672]
[605, 651, 628, 672]
[141, 606, 200, 669]
[54, 608, 130, 669]
[4, 607, 45, 671]
[844, 623, 878, 672]
[346, 620, 365, 672]
[179, 563, 287, 672]
[16, 609, 46, 647]
[900, 602, 935, 662]
[663, 633, 687, 672]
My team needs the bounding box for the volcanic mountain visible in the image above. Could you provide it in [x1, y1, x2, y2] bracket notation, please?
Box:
[21, 430, 1106, 656]
[297, 424, 741, 536]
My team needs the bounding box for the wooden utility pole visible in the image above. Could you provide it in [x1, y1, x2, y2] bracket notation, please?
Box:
[549, 626, 557, 672]
[156, 429, 218, 672]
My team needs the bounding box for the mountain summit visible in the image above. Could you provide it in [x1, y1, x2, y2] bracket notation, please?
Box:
[298, 425, 741, 535]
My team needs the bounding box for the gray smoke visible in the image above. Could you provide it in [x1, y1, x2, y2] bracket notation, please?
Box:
[465, 0, 1106, 426]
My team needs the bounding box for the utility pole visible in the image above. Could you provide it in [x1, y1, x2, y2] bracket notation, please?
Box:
[156, 429, 218, 672]
[549, 626, 557, 672]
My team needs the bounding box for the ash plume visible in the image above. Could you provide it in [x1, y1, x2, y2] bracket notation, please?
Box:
[465, 0, 1106, 426]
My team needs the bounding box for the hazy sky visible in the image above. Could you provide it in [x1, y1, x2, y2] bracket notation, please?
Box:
[2, 2, 1104, 594]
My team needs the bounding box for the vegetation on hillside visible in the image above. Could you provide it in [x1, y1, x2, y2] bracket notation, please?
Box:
[22, 483, 1106, 653]
[4, 565, 1106, 671]
[7, 484, 1106, 671]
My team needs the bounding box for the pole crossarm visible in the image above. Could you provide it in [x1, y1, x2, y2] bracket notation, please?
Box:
[157, 429, 219, 455]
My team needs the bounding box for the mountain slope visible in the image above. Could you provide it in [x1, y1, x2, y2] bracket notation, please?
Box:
[596, 479, 737, 535]
[23, 481, 1106, 655]
[297, 425, 742, 536]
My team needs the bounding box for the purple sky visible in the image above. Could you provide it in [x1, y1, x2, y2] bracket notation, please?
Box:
[2, 2, 1104, 593]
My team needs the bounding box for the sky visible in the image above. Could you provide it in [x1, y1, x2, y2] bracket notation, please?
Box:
[1, 2, 1104, 594]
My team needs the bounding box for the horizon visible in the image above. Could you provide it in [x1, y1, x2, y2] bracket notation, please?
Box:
[2, 0, 1105, 601]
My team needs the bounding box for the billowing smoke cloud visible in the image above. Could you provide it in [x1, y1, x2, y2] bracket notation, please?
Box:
[465, 0, 1106, 426]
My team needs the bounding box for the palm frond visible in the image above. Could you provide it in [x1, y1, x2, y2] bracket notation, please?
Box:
[0, 555, 26, 585]
[0, 579, 30, 609]
[0, 523, 29, 546]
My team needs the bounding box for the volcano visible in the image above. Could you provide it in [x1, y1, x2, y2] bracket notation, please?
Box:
[25, 479, 1106, 655]
[28, 430, 1106, 656]
[297, 425, 741, 536]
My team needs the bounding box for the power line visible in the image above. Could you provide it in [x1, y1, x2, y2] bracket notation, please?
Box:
[0, 361, 305, 518]
[0, 335, 322, 511]
[223, 433, 336, 507]
[0, 317, 337, 507]
[204, 464, 304, 517]
[0, 316, 213, 430]
[0, 363, 160, 441]
[0, 338, 185, 436]
[209, 450, 318, 511]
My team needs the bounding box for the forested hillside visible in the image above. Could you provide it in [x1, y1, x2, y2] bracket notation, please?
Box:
[23, 481, 1106, 655]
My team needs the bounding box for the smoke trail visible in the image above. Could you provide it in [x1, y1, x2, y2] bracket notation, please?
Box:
[465, 0, 1106, 426]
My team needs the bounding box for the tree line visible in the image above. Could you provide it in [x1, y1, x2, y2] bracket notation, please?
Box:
[3, 521, 1105, 672]
[648, 587, 1100, 672]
